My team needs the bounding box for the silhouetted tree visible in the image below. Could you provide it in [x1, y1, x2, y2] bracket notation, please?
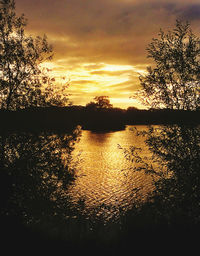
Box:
[122, 124, 200, 227]
[134, 20, 200, 110]
[123, 21, 200, 229]
[86, 96, 113, 109]
[0, 127, 81, 235]
[0, 0, 69, 110]
[85, 101, 97, 110]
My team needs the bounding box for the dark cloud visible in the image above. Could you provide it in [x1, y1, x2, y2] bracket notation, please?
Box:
[15, 0, 182, 65]
[179, 4, 200, 21]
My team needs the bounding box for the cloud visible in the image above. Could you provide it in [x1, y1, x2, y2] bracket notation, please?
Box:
[90, 70, 133, 76]
[178, 4, 200, 21]
[71, 80, 97, 85]
[15, 0, 200, 108]
[16, 0, 200, 71]
[83, 63, 106, 71]
[14, 0, 179, 64]
[107, 77, 140, 91]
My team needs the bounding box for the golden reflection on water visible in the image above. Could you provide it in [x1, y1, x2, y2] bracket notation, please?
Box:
[68, 126, 155, 221]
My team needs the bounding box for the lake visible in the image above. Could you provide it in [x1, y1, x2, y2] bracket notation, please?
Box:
[68, 125, 155, 222]
[1, 124, 199, 249]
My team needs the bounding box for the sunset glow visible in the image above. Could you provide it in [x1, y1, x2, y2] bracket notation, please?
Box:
[16, 0, 200, 108]
[42, 61, 146, 108]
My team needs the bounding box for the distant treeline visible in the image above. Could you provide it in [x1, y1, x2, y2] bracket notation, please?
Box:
[0, 106, 199, 132]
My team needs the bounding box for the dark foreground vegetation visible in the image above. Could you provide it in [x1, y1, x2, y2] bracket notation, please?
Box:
[0, 105, 199, 132]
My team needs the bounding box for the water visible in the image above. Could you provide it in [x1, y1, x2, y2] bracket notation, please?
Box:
[2, 124, 199, 247]
[68, 125, 155, 222]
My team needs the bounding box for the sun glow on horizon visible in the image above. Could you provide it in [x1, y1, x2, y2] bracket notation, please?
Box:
[100, 63, 133, 72]
[41, 60, 146, 109]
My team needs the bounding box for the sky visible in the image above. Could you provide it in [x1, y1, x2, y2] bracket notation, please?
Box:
[15, 0, 200, 109]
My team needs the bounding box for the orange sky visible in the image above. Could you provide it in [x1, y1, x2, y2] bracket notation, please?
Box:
[16, 0, 200, 109]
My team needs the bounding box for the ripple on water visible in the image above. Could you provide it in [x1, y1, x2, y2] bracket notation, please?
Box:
[67, 126, 156, 222]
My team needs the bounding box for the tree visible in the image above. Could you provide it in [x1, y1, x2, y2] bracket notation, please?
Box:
[0, 0, 69, 110]
[123, 21, 200, 228]
[86, 96, 113, 109]
[135, 20, 200, 110]
[0, 127, 81, 237]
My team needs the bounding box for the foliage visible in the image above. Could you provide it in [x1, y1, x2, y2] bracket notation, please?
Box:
[86, 96, 113, 109]
[0, 126, 81, 227]
[134, 20, 200, 110]
[150, 125, 200, 225]
[121, 124, 200, 226]
[124, 21, 200, 228]
[0, 0, 69, 110]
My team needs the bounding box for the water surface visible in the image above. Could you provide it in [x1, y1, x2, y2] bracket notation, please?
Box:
[68, 125, 155, 222]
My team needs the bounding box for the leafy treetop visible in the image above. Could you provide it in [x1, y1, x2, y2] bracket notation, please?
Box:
[86, 96, 113, 109]
[134, 20, 200, 110]
[0, 0, 69, 110]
